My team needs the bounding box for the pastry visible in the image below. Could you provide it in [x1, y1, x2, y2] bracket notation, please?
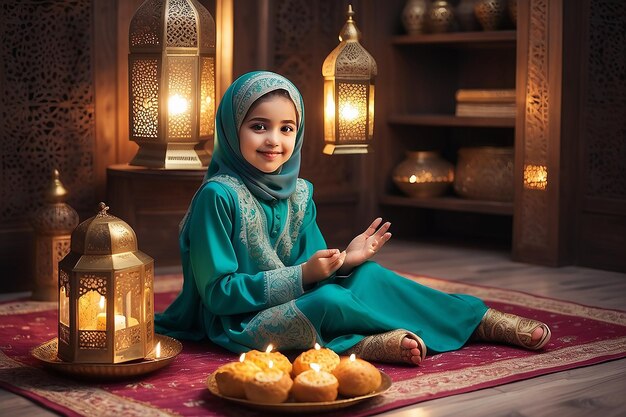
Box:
[292, 365, 339, 402]
[243, 367, 293, 404]
[292, 345, 340, 377]
[332, 355, 382, 397]
[213, 360, 262, 398]
[245, 349, 293, 375]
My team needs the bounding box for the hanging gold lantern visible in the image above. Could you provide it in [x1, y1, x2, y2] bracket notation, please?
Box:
[57, 203, 155, 364]
[128, 0, 216, 169]
[322, 4, 377, 155]
[31, 169, 79, 301]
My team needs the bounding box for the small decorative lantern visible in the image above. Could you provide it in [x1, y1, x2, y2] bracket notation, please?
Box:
[128, 0, 216, 169]
[31, 169, 79, 301]
[58, 203, 154, 364]
[322, 4, 377, 155]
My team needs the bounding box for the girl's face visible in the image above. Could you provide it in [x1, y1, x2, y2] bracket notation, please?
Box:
[239, 94, 298, 173]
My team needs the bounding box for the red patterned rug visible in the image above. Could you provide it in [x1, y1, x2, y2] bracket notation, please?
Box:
[1, 273, 625, 417]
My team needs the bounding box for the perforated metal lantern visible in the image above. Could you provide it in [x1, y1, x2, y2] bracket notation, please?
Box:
[58, 203, 155, 364]
[128, 0, 216, 169]
[322, 5, 377, 155]
[31, 169, 79, 301]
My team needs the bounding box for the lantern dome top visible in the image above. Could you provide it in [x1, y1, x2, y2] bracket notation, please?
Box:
[71, 202, 139, 255]
[322, 5, 377, 79]
[129, 0, 216, 53]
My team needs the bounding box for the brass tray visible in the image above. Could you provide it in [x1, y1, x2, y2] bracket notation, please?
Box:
[30, 334, 182, 380]
[206, 370, 391, 413]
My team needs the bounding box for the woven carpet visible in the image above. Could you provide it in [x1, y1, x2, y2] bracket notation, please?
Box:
[1, 273, 625, 417]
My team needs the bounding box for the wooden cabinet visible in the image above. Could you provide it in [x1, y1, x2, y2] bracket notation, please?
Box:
[376, 28, 518, 244]
[106, 165, 205, 267]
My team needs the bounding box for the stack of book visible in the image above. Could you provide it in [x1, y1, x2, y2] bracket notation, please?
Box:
[455, 89, 516, 118]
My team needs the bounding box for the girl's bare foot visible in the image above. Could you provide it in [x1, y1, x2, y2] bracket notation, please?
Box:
[401, 336, 422, 365]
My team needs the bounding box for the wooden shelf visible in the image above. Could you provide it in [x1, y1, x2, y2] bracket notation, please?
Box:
[392, 30, 516, 46]
[380, 194, 514, 216]
[389, 114, 515, 128]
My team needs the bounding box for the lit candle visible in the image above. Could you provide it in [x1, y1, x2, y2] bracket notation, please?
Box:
[292, 343, 340, 376]
[214, 353, 262, 399]
[292, 361, 339, 402]
[244, 345, 292, 375]
[332, 354, 382, 397]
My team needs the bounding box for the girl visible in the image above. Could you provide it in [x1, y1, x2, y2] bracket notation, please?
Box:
[155, 71, 550, 365]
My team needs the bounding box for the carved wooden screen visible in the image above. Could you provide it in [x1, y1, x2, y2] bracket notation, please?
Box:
[0, 1, 95, 222]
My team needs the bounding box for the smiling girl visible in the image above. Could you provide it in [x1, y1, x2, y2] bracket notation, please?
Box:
[155, 71, 550, 365]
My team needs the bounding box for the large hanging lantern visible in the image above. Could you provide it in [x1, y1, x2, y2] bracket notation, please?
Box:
[57, 203, 155, 364]
[128, 0, 216, 169]
[322, 4, 377, 155]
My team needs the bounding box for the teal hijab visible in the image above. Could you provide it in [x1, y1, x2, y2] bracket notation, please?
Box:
[206, 71, 305, 201]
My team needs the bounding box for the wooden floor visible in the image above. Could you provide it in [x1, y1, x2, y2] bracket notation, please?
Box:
[2, 239, 625, 417]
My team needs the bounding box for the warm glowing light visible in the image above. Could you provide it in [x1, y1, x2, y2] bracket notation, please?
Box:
[155, 342, 161, 358]
[349, 353, 356, 361]
[268, 360, 274, 369]
[265, 344, 273, 353]
[168, 94, 189, 115]
[239, 353, 246, 362]
[310, 363, 321, 372]
[339, 103, 359, 121]
[523, 164, 548, 190]
[314, 343, 321, 350]
[99, 295, 105, 310]
[409, 175, 417, 184]
[325, 91, 335, 119]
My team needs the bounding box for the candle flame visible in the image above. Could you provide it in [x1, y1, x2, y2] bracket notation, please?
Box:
[155, 342, 161, 359]
[168, 94, 189, 116]
[239, 353, 246, 362]
[349, 353, 356, 361]
[314, 343, 321, 350]
[268, 360, 274, 369]
[99, 296, 105, 310]
[310, 363, 321, 372]
[265, 344, 273, 353]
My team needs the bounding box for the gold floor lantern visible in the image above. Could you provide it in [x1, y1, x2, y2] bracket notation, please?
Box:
[129, 0, 216, 169]
[322, 5, 377, 155]
[58, 203, 155, 364]
[31, 169, 79, 301]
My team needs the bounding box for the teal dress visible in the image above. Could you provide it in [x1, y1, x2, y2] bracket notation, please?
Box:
[155, 174, 488, 354]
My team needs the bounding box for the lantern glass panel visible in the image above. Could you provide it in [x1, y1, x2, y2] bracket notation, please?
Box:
[59, 269, 70, 326]
[130, 58, 160, 140]
[368, 84, 375, 138]
[166, 56, 196, 140]
[323, 79, 336, 142]
[200, 56, 215, 138]
[78, 289, 105, 331]
[337, 81, 368, 142]
[114, 270, 141, 331]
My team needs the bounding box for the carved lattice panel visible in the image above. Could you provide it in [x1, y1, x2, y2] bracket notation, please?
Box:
[584, 0, 626, 198]
[518, 0, 550, 250]
[0, 0, 95, 223]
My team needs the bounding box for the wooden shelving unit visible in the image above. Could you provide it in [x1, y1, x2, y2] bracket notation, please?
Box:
[376, 12, 517, 242]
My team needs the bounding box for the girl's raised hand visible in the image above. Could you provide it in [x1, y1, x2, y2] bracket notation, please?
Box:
[338, 218, 391, 275]
[301, 249, 346, 285]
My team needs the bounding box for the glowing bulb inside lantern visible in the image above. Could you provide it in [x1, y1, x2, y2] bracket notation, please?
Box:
[265, 344, 273, 353]
[310, 363, 321, 372]
[239, 353, 246, 362]
[168, 94, 189, 115]
[340, 103, 359, 121]
[349, 353, 356, 362]
[155, 342, 161, 358]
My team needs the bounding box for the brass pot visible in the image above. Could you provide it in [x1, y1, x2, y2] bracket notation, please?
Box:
[392, 151, 454, 198]
[454, 146, 514, 201]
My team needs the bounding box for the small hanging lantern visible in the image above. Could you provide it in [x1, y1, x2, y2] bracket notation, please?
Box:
[58, 203, 154, 364]
[322, 4, 377, 155]
[128, 0, 216, 169]
[31, 169, 79, 301]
